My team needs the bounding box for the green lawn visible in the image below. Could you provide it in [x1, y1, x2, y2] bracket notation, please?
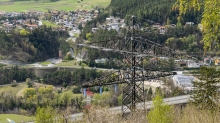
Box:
[42, 20, 58, 27]
[60, 87, 82, 99]
[0, 83, 26, 96]
[40, 61, 51, 65]
[0, 0, 111, 12]
[0, 114, 34, 122]
[56, 59, 89, 67]
[56, 59, 77, 66]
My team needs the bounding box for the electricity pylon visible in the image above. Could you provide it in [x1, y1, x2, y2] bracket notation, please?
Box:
[77, 16, 178, 114]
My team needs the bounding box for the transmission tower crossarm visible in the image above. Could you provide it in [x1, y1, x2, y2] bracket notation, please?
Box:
[81, 70, 126, 88]
[144, 69, 177, 79]
[77, 15, 185, 115]
[76, 38, 182, 58]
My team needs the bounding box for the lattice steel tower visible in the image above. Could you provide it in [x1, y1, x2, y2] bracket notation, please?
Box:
[78, 16, 177, 114]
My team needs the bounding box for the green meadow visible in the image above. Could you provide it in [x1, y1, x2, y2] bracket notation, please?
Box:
[0, 114, 34, 122]
[0, 0, 111, 12]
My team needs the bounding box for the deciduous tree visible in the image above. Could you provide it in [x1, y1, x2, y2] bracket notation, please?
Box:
[174, 0, 220, 52]
[147, 93, 174, 123]
[35, 106, 57, 123]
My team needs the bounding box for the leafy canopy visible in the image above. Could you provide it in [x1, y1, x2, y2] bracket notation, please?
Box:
[147, 93, 174, 123]
[19, 29, 30, 36]
[174, 0, 220, 52]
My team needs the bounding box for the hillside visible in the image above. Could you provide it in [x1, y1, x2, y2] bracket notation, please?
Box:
[107, 0, 202, 24]
[79, 0, 204, 59]
[0, 26, 69, 62]
[0, 0, 111, 12]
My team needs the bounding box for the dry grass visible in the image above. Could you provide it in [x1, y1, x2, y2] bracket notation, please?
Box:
[175, 105, 220, 123]
[0, 83, 26, 96]
[80, 106, 147, 123]
[76, 104, 220, 123]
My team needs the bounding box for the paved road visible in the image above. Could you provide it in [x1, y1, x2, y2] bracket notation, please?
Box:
[69, 95, 191, 122]
[0, 82, 25, 87]
[26, 95, 191, 123]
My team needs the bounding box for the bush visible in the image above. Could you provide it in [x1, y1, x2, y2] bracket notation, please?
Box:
[72, 86, 81, 93]
[62, 82, 68, 88]
[11, 83, 18, 87]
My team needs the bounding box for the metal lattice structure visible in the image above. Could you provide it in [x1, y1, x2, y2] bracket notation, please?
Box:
[77, 16, 178, 114]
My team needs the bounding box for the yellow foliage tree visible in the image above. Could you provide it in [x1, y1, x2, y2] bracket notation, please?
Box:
[19, 29, 30, 36]
[174, 0, 220, 52]
[86, 33, 93, 41]
[23, 88, 36, 99]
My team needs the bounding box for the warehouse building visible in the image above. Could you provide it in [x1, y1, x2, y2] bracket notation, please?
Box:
[173, 75, 194, 91]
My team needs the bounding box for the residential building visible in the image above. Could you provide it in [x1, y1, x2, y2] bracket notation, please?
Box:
[185, 22, 194, 26]
[215, 58, 220, 66]
[95, 58, 109, 64]
[159, 26, 166, 34]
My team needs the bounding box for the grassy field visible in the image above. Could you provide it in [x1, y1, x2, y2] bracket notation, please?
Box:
[40, 61, 51, 65]
[0, 114, 34, 122]
[0, 0, 111, 12]
[0, 83, 26, 96]
[42, 20, 58, 27]
[56, 59, 89, 67]
[60, 86, 82, 99]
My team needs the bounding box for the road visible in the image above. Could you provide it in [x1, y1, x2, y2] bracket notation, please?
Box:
[0, 82, 25, 87]
[69, 94, 191, 122]
[26, 95, 191, 123]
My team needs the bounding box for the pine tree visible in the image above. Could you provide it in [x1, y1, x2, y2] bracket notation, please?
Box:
[191, 66, 220, 111]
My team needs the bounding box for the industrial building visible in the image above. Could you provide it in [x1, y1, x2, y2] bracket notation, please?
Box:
[173, 75, 194, 91]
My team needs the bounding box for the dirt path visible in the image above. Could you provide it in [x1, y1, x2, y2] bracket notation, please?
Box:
[16, 84, 27, 97]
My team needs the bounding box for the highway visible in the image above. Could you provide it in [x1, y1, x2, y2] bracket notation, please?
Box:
[69, 95, 191, 122]
[26, 95, 191, 123]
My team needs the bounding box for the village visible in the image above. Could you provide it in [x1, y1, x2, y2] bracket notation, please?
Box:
[1, 10, 220, 67]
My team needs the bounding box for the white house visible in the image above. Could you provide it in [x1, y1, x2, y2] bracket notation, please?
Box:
[92, 28, 98, 32]
[187, 62, 200, 68]
[185, 22, 194, 26]
[159, 26, 166, 34]
[95, 58, 109, 64]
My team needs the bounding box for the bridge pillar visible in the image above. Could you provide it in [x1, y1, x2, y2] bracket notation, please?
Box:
[114, 84, 118, 93]
[83, 88, 86, 97]
[100, 86, 103, 94]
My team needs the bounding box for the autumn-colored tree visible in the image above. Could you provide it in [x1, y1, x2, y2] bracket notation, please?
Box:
[19, 29, 30, 36]
[174, 0, 220, 52]
[23, 88, 36, 99]
[86, 33, 93, 41]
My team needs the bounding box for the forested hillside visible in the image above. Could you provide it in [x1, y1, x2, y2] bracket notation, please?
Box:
[79, 0, 205, 60]
[108, 0, 202, 24]
[0, 25, 69, 62]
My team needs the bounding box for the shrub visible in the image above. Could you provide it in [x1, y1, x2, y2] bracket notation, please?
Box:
[11, 83, 18, 87]
[72, 86, 81, 93]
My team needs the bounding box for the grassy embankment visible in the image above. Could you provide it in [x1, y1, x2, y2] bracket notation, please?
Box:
[42, 20, 58, 27]
[0, 114, 34, 123]
[0, 82, 82, 99]
[56, 59, 88, 67]
[0, 0, 111, 12]
[81, 103, 220, 123]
